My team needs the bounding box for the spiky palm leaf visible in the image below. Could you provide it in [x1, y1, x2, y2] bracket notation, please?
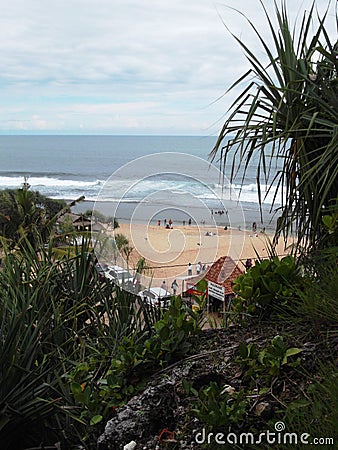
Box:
[0, 235, 158, 448]
[210, 0, 338, 252]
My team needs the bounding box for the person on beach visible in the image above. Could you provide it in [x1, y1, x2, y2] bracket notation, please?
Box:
[187, 263, 192, 276]
[245, 258, 253, 271]
[188, 218, 192, 226]
[158, 220, 161, 226]
[169, 218, 173, 228]
[252, 222, 257, 232]
[161, 280, 167, 290]
[171, 279, 178, 295]
[196, 262, 201, 275]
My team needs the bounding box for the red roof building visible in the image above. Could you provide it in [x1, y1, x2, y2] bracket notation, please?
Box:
[205, 256, 244, 310]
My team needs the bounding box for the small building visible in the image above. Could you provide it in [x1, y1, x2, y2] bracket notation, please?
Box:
[205, 256, 244, 312]
[57, 213, 104, 247]
[58, 213, 101, 233]
[70, 214, 92, 232]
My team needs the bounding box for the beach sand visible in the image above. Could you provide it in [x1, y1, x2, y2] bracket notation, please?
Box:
[103, 222, 293, 292]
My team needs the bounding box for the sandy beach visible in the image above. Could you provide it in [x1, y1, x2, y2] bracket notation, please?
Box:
[102, 222, 293, 292]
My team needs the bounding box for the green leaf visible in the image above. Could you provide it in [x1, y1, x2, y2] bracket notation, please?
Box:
[83, 386, 91, 405]
[282, 347, 302, 365]
[182, 379, 192, 394]
[238, 341, 249, 358]
[90, 414, 103, 426]
[71, 382, 83, 397]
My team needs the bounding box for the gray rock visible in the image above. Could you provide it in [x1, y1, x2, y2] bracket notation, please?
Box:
[97, 380, 176, 450]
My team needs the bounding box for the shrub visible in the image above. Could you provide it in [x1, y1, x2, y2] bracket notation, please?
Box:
[183, 380, 248, 429]
[232, 256, 304, 320]
[237, 335, 302, 380]
[0, 235, 166, 448]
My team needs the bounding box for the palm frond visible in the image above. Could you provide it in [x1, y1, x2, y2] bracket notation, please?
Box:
[211, 0, 337, 252]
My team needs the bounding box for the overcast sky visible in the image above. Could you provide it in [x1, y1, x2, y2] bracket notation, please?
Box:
[0, 0, 336, 135]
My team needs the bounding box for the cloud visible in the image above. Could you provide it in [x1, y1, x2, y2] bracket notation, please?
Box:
[0, 0, 335, 134]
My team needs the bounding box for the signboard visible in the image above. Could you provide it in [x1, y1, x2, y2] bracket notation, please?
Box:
[208, 281, 225, 302]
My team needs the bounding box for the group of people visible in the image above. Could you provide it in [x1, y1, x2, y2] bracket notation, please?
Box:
[187, 261, 206, 276]
[211, 209, 227, 215]
[157, 217, 198, 227]
[161, 279, 179, 295]
[159, 261, 206, 298]
[182, 218, 192, 226]
[252, 222, 265, 234]
[158, 218, 173, 228]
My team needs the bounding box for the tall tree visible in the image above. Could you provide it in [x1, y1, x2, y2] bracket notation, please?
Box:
[0, 188, 66, 249]
[210, 1, 338, 252]
[114, 233, 134, 266]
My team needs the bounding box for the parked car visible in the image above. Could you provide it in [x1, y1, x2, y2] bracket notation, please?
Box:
[138, 287, 171, 308]
[104, 265, 135, 289]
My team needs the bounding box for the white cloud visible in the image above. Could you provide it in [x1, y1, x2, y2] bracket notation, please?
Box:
[0, 0, 335, 134]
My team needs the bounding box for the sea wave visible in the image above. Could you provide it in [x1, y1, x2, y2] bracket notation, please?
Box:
[0, 175, 282, 205]
[0, 176, 103, 189]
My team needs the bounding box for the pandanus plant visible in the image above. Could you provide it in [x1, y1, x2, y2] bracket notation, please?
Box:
[210, 0, 338, 253]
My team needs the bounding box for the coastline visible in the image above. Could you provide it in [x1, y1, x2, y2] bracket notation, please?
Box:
[72, 198, 280, 235]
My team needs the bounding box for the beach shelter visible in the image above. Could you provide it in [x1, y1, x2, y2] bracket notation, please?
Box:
[58, 213, 92, 232]
[71, 214, 92, 232]
[205, 256, 244, 313]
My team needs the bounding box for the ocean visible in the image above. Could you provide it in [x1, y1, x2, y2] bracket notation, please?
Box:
[0, 135, 281, 232]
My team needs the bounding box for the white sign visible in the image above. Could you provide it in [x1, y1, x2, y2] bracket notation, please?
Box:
[208, 281, 225, 301]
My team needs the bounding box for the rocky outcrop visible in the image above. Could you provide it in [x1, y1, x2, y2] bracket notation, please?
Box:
[97, 329, 241, 449]
[97, 326, 324, 450]
[97, 379, 177, 450]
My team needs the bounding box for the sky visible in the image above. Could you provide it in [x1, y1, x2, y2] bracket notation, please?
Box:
[0, 0, 336, 135]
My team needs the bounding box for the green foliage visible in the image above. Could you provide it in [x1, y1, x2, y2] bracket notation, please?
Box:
[113, 232, 134, 265]
[183, 380, 248, 429]
[153, 296, 200, 357]
[111, 296, 200, 375]
[84, 209, 119, 228]
[0, 241, 76, 448]
[320, 199, 338, 248]
[322, 213, 337, 234]
[65, 354, 140, 443]
[237, 336, 301, 379]
[232, 256, 303, 320]
[0, 233, 171, 448]
[0, 188, 66, 249]
[63, 296, 201, 442]
[58, 213, 76, 234]
[283, 246, 338, 330]
[103, 212, 118, 228]
[210, 1, 338, 252]
[281, 364, 338, 443]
